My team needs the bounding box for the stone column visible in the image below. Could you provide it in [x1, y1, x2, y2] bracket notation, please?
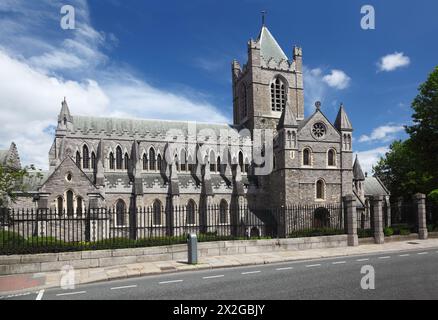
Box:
[414, 193, 428, 240]
[344, 195, 358, 246]
[385, 197, 392, 227]
[36, 193, 50, 238]
[371, 196, 384, 244]
[88, 194, 109, 241]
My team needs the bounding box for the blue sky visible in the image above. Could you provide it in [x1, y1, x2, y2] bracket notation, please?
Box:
[0, 0, 437, 172]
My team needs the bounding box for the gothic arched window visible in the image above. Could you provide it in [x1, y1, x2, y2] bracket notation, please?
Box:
[124, 153, 129, 170]
[219, 200, 228, 224]
[217, 157, 221, 174]
[82, 145, 90, 169]
[238, 152, 244, 173]
[149, 148, 156, 171]
[153, 200, 162, 226]
[66, 190, 74, 216]
[303, 148, 311, 166]
[76, 151, 81, 168]
[209, 150, 216, 173]
[143, 154, 148, 171]
[271, 77, 286, 112]
[109, 152, 115, 170]
[76, 197, 83, 217]
[328, 149, 336, 167]
[157, 154, 162, 171]
[180, 149, 187, 172]
[316, 180, 325, 200]
[116, 200, 126, 227]
[116, 146, 123, 170]
[57, 197, 63, 216]
[91, 152, 96, 171]
[186, 200, 196, 225]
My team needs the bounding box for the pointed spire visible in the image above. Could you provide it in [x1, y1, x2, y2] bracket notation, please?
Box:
[58, 98, 72, 123]
[334, 103, 353, 131]
[256, 25, 288, 62]
[277, 101, 297, 130]
[353, 155, 365, 181]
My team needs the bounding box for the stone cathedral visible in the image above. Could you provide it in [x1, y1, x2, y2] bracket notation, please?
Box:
[7, 24, 386, 227]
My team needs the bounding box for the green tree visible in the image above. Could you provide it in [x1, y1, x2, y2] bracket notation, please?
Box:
[374, 66, 438, 198]
[373, 139, 432, 198]
[0, 160, 41, 207]
[406, 66, 438, 187]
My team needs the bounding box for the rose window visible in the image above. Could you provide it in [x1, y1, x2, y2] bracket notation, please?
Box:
[312, 123, 326, 138]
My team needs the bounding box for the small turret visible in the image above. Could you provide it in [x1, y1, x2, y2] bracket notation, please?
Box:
[335, 103, 353, 152]
[293, 46, 302, 72]
[57, 98, 73, 135]
[353, 155, 365, 203]
[277, 101, 298, 130]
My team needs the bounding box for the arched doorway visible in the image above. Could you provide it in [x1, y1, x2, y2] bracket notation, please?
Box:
[314, 207, 330, 228]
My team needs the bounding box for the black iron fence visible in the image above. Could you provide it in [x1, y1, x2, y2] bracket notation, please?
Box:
[390, 201, 418, 232]
[273, 203, 345, 238]
[0, 203, 347, 255]
[426, 201, 438, 230]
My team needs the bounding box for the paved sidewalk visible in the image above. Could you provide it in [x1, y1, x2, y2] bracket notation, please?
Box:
[1, 238, 438, 296]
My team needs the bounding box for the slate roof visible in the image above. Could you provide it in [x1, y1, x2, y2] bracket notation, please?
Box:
[257, 26, 288, 62]
[364, 176, 390, 196]
[71, 116, 235, 136]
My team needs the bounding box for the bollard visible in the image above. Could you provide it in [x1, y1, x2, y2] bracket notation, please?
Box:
[187, 233, 198, 264]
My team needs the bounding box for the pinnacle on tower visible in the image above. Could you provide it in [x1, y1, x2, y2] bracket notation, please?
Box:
[334, 103, 353, 131]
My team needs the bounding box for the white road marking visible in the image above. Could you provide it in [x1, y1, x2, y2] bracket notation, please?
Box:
[332, 261, 346, 265]
[378, 256, 391, 259]
[0, 292, 31, 300]
[241, 271, 261, 275]
[417, 252, 428, 255]
[356, 258, 369, 262]
[159, 280, 183, 284]
[306, 264, 321, 268]
[36, 289, 45, 300]
[56, 291, 86, 297]
[110, 285, 137, 290]
[276, 267, 293, 271]
[399, 254, 410, 257]
[202, 275, 224, 279]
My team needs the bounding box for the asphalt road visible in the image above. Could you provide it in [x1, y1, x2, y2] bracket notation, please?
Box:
[3, 247, 438, 300]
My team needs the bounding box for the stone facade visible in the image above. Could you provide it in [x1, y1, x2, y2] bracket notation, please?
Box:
[6, 24, 377, 233]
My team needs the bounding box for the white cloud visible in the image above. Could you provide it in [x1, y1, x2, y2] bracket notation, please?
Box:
[359, 124, 405, 143]
[377, 52, 410, 72]
[355, 147, 389, 175]
[303, 67, 351, 112]
[0, 0, 228, 170]
[322, 69, 351, 90]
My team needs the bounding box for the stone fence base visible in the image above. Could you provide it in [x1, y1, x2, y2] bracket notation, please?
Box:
[0, 235, 347, 276]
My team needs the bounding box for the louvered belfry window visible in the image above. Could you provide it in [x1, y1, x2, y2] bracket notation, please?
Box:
[271, 77, 286, 111]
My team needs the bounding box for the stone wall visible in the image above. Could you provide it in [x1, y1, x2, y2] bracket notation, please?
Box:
[0, 235, 348, 275]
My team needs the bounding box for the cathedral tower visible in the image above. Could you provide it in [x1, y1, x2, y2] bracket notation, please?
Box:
[232, 24, 304, 131]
